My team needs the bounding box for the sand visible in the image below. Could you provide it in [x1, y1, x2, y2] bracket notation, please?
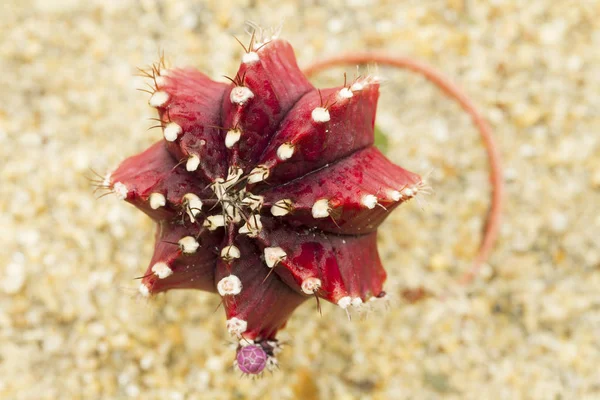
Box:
[1, 0, 599, 399]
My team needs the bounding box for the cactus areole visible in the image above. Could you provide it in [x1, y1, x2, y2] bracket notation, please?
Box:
[107, 32, 426, 375]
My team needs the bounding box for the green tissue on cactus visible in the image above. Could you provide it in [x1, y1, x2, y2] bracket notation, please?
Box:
[374, 125, 389, 154]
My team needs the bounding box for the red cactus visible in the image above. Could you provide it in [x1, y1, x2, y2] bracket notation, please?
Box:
[102, 28, 502, 375]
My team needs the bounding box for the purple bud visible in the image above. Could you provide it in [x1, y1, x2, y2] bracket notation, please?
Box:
[236, 344, 268, 375]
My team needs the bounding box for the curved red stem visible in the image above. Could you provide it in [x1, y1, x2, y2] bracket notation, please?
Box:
[303, 53, 504, 285]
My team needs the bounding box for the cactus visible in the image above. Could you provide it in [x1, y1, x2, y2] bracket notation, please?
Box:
[100, 27, 502, 375]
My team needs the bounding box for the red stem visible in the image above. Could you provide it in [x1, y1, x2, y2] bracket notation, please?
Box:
[303, 53, 504, 285]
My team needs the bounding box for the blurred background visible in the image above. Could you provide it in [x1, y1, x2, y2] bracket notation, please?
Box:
[1, 0, 599, 399]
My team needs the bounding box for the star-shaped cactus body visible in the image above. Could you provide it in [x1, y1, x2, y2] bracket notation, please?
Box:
[107, 35, 422, 374]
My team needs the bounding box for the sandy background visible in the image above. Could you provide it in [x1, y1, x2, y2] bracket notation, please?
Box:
[1, 0, 599, 399]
